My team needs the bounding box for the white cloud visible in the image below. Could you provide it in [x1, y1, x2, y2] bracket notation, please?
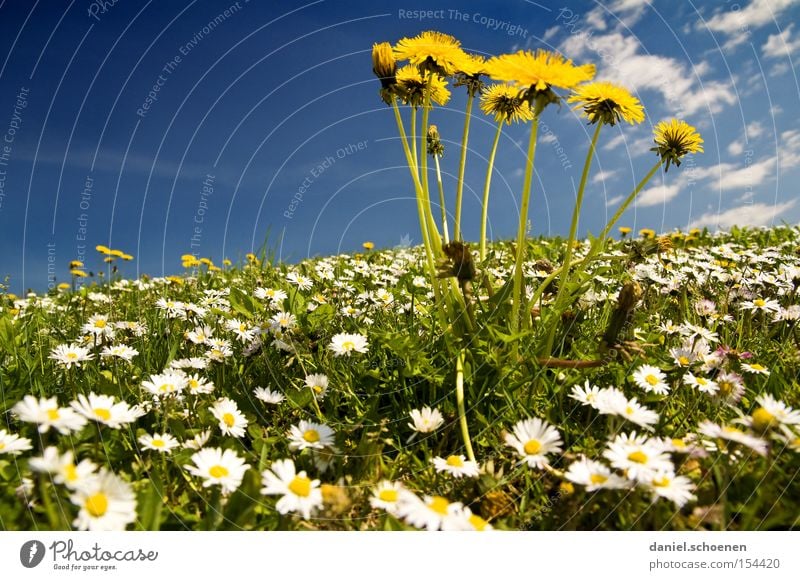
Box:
[747, 121, 766, 139]
[560, 32, 735, 116]
[763, 23, 800, 57]
[706, 0, 799, 48]
[693, 158, 776, 189]
[688, 200, 797, 229]
[636, 183, 681, 207]
[542, 26, 560, 43]
[603, 132, 627, 151]
[770, 61, 791, 76]
[592, 169, 619, 184]
[728, 141, 744, 155]
[586, 7, 607, 31]
[605, 194, 625, 206]
[540, 132, 557, 144]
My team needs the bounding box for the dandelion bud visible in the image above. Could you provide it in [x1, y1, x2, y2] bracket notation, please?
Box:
[426, 124, 444, 157]
[372, 42, 397, 99]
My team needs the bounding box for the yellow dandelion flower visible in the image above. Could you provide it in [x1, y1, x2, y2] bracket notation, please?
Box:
[393, 30, 467, 76]
[639, 228, 656, 239]
[567, 81, 644, 125]
[180, 254, 196, 261]
[480, 84, 533, 124]
[71, 269, 88, 278]
[618, 226, 632, 236]
[486, 49, 595, 95]
[121, 254, 134, 261]
[199, 258, 213, 267]
[95, 245, 112, 255]
[69, 260, 84, 269]
[362, 241, 374, 250]
[103, 256, 116, 263]
[223, 258, 232, 266]
[57, 282, 70, 291]
[109, 249, 124, 257]
[396, 65, 450, 107]
[651, 119, 704, 170]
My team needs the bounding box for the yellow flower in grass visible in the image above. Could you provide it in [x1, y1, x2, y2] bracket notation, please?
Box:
[109, 249, 124, 257]
[95, 245, 112, 255]
[393, 30, 468, 76]
[395, 65, 450, 107]
[651, 119, 703, 170]
[121, 253, 134, 261]
[70, 269, 88, 277]
[69, 260, 84, 269]
[480, 84, 533, 124]
[486, 49, 595, 96]
[567, 81, 644, 126]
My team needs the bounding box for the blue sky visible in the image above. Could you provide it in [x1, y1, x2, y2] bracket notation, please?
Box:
[0, 0, 799, 293]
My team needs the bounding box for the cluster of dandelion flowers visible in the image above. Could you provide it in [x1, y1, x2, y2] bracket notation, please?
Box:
[480, 84, 534, 125]
[395, 65, 451, 108]
[651, 119, 704, 170]
[393, 30, 469, 76]
[486, 49, 595, 97]
[567, 81, 644, 126]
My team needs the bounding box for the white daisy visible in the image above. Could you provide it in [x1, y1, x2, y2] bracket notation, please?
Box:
[698, 421, 768, 456]
[747, 394, 800, 431]
[396, 494, 465, 531]
[286, 272, 313, 291]
[683, 372, 718, 395]
[99, 344, 138, 362]
[185, 373, 215, 395]
[565, 457, 630, 491]
[0, 429, 32, 455]
[82, 314, 115, 340]
[288, 420, 335, 451]
[603, 432, 674, 481]
[408, 406, 444, 433]
[138, 432, 180, 453]
[329, 332, 369, 356]
[432, 455, 480, 478]
[253, 387, 285, 404]
[504, 418, 563, 469]
[570, 380, 603, 407]
[12, 395, 88, 434]
[260, 458, 323, 520]
[304, 373, 329, 399]
[369, 481, 410, 515]
[70, 469, 137, 531]
[641, 470, 696, 508]
[632, 365, 669, 395]
[70, 393, 144, 429]
[741, 362, 770, 376]
[141, 371, 188, 397]
[29, 447, 97, 490]
[185, 447, 250, 494]
[184, 429, 211, 450]
[50, 344, 94, 369]
[210, 398, 248, 438]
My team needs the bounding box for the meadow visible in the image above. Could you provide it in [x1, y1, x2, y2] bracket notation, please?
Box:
[1, 225, 799, 531]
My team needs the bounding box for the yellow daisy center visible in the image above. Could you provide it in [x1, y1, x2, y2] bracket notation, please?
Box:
[678, 356, 690, 366]
[151, 439, 165, 448]
[696, 377, 708, 385]
[671, 438, 686, 448]
[94, 408, 111, 421]
[209, 465, 229, 478]
[469, 514, 490, 531]
[524, 439, 542, 455]
[750, 364, 766, 371]
[625, 406, 634, 415]
[303, 429, 320, 443]
[288, 475, 312, 497]
[628, 450, 648, 464]
[754, 299, 766, 307]
[378, 489, 398, 503]
[652, 477, 671, 487]
[342, 341, 355, 351]
[85, 493, 109, 517]
[429, 496, 450, 515]
[645, 374, 659, 386]
[222, 413, 235, 428]
[64, 464, 78, 482]
[66, 352, 79, 360]
[446, 455, 464, 467]
[751, 408, 776, 431]
[189, 379, 199, 389]
[0, 442, 4, 450]
[46, 408, 60, 421]
[718, 381, 733, 396]
[94, 319, 107, 328]
[589, 473, 608, 485]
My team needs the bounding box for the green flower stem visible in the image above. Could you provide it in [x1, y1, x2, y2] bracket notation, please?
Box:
[453, 93, 475, 242]
[479, 122, 504, 261]
[543, 121, 603, 358]
[526, 159, 663, 317]
[455, 349, 475, 462]
[410, 106, 418, 172]
[511, 100, 544, 336]
[420, 77, 442, 256]
[433, 155, 450, 244]
[391, 99, 436, 281]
